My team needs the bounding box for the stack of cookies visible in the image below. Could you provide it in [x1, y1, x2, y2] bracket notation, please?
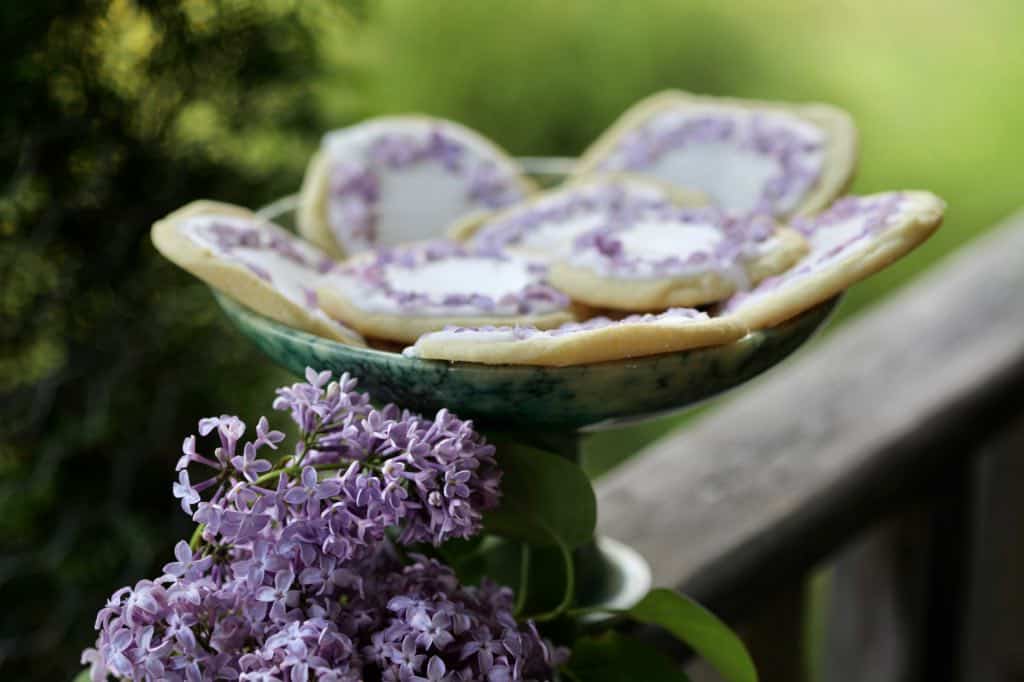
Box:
[152, 91, 945, 367]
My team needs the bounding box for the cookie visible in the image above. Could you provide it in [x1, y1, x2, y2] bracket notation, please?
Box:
[403, 308, 747, 367]
[297, 116, 535, 258]
[151, 201, 365, 345]
[457, 173, 709, 261]
[721, 191, 945, 329]
[547, 205, 807, 310]
[574, 90, 857, 218]
[316, 241, 576, 343]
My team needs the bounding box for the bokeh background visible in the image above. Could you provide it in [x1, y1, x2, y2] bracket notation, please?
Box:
[2, 1, 1022, 678]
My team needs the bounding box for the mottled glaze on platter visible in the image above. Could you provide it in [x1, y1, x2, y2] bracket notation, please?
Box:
[215, 291, 839, 431]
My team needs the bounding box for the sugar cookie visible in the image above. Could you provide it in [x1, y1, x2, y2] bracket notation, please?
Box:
[403, 308, 746, 366]
[548, 206, 807, 310]
[151, 201, 365, 345]
[298, 116, 534, 257]
[317, 241, 576, 343]
[721, 191, 945, 329]
[460, 174, 708, 261]
[574, 90, 857, 218]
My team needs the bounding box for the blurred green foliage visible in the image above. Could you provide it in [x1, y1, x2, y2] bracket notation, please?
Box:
[2, 0, 1022, 678]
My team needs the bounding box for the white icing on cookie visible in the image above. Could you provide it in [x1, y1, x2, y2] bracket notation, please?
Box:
[316, 241, 575, 343]
[561, 206, 764, 285]
[182, 216, 332, 306]
[151, 203, 365, 345]
[576, 91, 857, 218]
[301, 117, 531, 256]
[603, 106, 825, 214]
[468, 176, 683, 262]
[385, 257, 537, 304]
[722, 191, 945, 327]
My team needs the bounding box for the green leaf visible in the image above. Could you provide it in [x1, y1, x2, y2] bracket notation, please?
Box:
[484, 441, 596, 549]
[72, 670, 91, 682]
[446, 535, 522, 588]
[565, 631, 691, 682]
[629, 589, 758, 682]
[522, 528, 574, 622]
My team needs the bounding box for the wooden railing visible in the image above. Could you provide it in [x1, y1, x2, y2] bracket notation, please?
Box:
[594, 210, 1024, 682]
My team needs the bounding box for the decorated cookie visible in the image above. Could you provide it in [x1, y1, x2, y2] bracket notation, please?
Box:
[151, 201, 365, 345]
[297, 116, 534, 258]
[459, 174, 708, 262]
[547, 205, 808, 310]
[574, 90, 857, 218]
[721, 191, 945, 329]
[316, 241, 576, 343]
[403, 308, 747, 367]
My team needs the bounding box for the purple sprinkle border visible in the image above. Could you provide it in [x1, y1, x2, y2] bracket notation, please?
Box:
[471, 180, 676, 252]
[566, 204, 776, 278]
[725, 192, 908, 308]
[597, 108, 825, 215]
[327, 125, 526, 252]
[334, 241, 570, 315]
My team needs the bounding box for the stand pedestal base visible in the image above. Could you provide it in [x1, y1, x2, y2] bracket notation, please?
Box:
[580, 537, 652, 610]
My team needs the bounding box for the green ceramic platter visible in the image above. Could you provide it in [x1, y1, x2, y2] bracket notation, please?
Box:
[217, 173, 840, 432]
[214, 292, 839, 432]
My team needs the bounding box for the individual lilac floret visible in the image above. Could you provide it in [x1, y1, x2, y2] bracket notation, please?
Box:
[84, 369, 556, 682]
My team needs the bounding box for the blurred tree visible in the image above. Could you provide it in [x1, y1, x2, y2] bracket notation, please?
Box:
[0, 1, 354, 677]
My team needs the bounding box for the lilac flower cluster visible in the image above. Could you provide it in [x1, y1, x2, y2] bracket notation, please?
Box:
[83, 369, 561, 681]
[327, 125, 524, 251]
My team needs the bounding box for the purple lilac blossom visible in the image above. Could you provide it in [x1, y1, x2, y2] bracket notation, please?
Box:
[84, 369, 560, 681]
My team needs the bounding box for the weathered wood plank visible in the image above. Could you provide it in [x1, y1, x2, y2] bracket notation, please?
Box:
[961, 415, 1024, 682]
[821, 514, 927, 682]
[595, 209, 1024, 617]
[824, 457, 978, 682]
[739, 581, 807, 682]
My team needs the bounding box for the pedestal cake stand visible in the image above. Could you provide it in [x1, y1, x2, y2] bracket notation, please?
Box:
[214, 160, 841, 611]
